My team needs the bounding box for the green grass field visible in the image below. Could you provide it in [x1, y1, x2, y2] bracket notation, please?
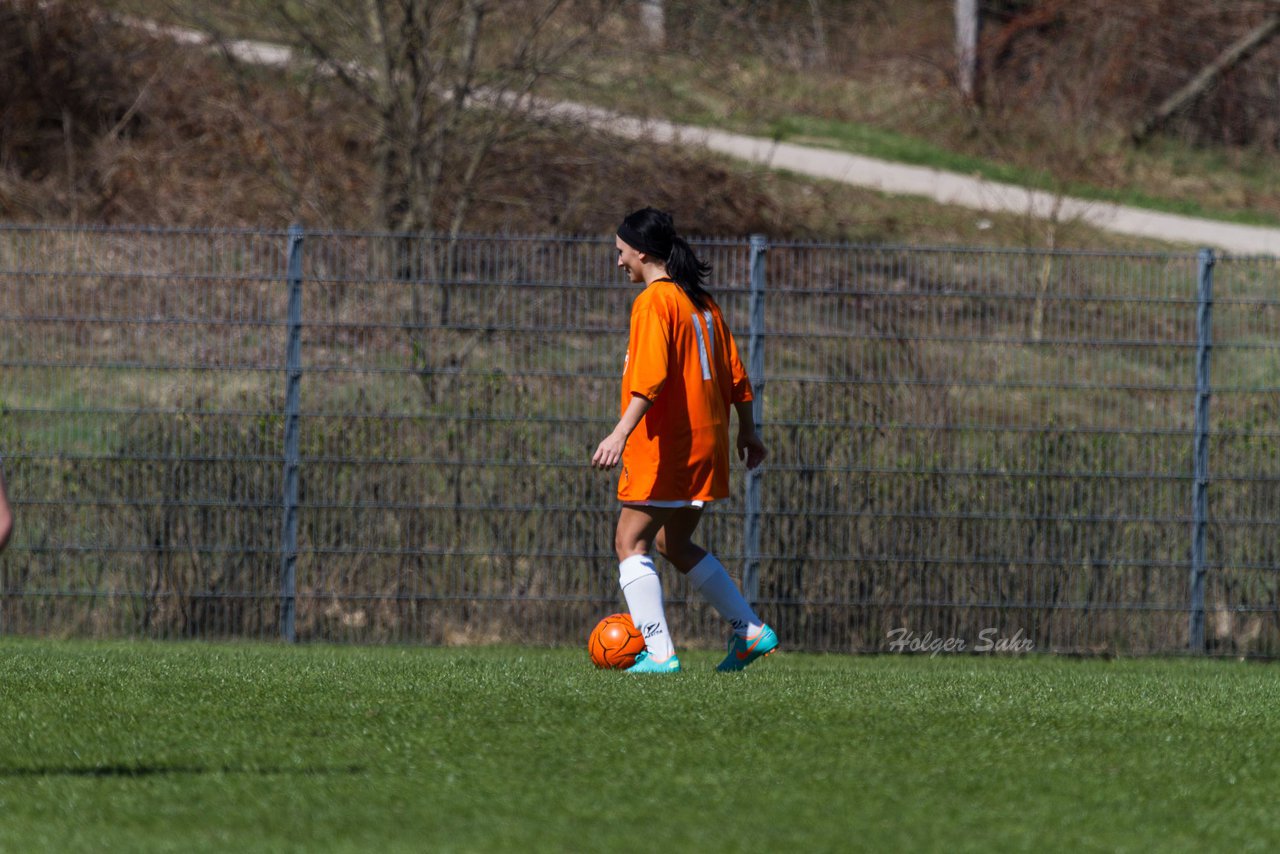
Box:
[1, 641, 1277, 852]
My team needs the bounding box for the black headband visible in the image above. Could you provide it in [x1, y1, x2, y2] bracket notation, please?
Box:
[617, 222, 671, 260]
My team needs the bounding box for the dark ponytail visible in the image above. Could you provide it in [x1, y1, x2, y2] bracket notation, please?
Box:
[617, 207, 712, 308]
[665, 235, 712, 308]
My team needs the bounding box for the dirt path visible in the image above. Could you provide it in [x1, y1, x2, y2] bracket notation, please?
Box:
[540, 100, 1280, 255]
[152, 22, 1280, 255]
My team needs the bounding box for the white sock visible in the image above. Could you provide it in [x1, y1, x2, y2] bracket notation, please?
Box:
[687, 552, 763, 639]
[618, 554, 676, 660]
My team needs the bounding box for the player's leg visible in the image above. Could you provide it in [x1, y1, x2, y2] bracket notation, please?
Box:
[614, 505, 680, 671]
[653, 505, 706, 573]
[657, 506, 765, 638]
[656, 506, 778, 671]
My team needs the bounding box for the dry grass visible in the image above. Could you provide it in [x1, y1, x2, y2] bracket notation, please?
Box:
[0, 0, 1255, 248]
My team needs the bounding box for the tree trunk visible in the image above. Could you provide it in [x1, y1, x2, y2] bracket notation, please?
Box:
[1132, 15, 1280, 144]
[640, 0, 664, 48]
[955, 0, 979, 103]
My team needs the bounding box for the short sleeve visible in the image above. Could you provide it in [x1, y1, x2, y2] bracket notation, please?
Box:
[717, 309, 753, 404]
[627, 299, 671, 402]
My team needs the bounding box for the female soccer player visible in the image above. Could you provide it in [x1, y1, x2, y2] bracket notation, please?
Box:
[592, 207, 778, 674]
[0, 464, 12, 553]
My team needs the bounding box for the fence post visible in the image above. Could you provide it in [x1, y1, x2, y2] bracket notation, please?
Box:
[280, 224, 305, 643]
[1188, 247, 1214, 653]
[742, 234, 768, 605]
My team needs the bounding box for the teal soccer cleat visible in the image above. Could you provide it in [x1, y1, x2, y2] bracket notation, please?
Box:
[625, 650, 682, 674]
[716, 625, 779, 672]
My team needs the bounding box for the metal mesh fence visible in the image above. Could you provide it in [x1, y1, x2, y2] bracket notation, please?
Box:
[763, 246, 1200, 654]
[1200, 254, 1280, 655]
[1, 224, 1277, 655]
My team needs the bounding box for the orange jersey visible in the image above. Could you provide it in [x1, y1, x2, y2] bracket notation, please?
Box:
[618, 279, 754, 502]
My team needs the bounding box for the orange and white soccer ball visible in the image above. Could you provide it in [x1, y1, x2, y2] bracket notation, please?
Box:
[588, 613, 646, 669]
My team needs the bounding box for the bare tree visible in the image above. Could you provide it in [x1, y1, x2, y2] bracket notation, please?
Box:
[955, 0, 980, 103]
[197, 0, 625, 401]
[639, 0, 664, 48]
[265, 0, 620, 236]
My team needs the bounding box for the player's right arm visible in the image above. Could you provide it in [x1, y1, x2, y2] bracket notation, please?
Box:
[592, 393, 653, 470]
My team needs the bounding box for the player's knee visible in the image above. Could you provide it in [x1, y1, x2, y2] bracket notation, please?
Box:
[0, 511, 11, 552]
[614, 531, 648, 562]
[658, 537, 701, 572]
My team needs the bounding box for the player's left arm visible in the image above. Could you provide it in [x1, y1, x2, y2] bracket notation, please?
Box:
[733, 400, 766, 470]
[718, 310, 754, 406]
[718, 314, 765, 469]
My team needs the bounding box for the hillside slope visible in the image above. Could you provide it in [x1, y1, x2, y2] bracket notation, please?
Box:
[5, 1, 1276, 251]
